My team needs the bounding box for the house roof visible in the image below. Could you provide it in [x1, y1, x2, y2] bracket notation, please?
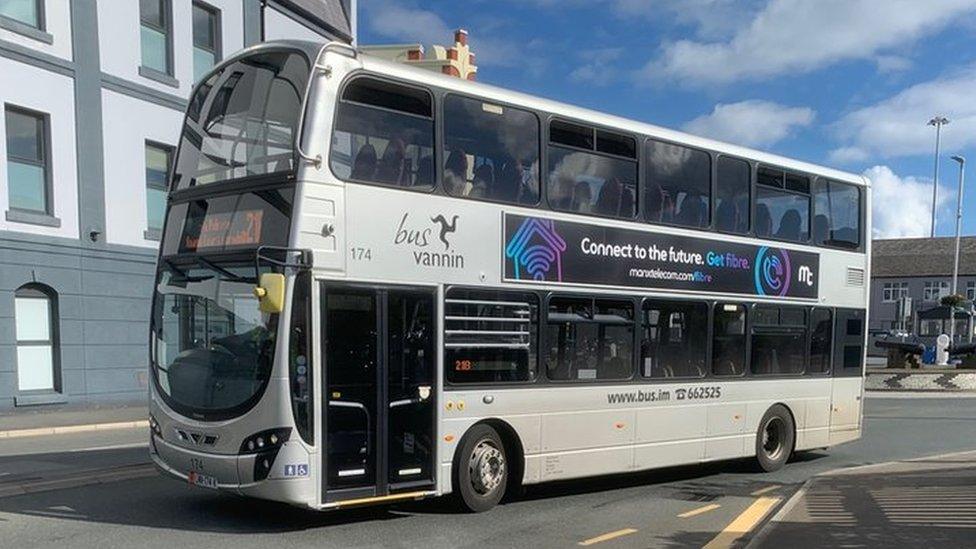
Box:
[276, 0, 353, 42]
[873, 237, 976, 277]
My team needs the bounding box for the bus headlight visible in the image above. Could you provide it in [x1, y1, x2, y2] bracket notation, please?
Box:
[239, 428, 292, 455]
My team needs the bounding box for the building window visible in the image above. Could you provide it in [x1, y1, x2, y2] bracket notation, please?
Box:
[882, 282, 909, 303]
[14, 285, 58, 392]
[5, 106, 50, 214]
[140, 0, 172, 75]
[0, 0, 42, 29]
[192, 2, 220, 82]
[923, 281, 950, 301]
[967, 281, 975, 302]
[145, 142, 172, 232]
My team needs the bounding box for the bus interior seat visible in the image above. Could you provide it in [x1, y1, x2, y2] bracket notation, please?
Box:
[351, 143, 377, 180]
[776, 209, 802, 241]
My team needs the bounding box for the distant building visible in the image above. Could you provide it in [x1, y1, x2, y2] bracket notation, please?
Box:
[0, 0, 355, 409]
[870, 237, 976, 336]
[361, 29, 477, 80]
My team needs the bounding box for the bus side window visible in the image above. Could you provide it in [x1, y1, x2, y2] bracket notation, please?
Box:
[712, 303, 747, 376]
[444, 289, 538, 383]
[645, 140, 711, 229]
[750, 305, 806, 376]
[756, 166, 810, 242]
[547, 120, 638, 220]
[813, 178, 861, 249]
[330, 77, 435, 190]
[641, 299, 707, 378]
[833, 308, 865, 377]
[716, 156, 750, 234]
[442, 95, 540, 205]
[808, 308, 833, 374]
[546, 297, 634, 381]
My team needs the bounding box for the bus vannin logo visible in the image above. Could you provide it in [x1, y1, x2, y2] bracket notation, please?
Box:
[754, 246, 792, 297]
[506, 218, 567, 282]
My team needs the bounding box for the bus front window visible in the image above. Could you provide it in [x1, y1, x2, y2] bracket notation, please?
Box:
[152, 264, 278, 419]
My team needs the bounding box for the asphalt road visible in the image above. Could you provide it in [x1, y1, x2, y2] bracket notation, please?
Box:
[3, 394, 976, 549]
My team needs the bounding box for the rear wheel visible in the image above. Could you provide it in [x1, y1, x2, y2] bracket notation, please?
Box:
[453, 424, 507, 513]
[755, 405, 795, 472]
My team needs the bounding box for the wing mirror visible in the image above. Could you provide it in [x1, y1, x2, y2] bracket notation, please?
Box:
[253, 273, 285, 313]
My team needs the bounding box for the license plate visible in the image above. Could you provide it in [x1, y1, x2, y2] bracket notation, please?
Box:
[188, 471, 218, 489]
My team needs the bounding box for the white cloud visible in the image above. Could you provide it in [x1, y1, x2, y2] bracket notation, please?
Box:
[569, 48, 624, 85]
[831, 63, 976, 160]
[644, 0, 976, 85]
[866, 165, 953, 238]
[682, 100, 814, 148]
[365, 1, 519, 67]
[827, 146, 870, 165]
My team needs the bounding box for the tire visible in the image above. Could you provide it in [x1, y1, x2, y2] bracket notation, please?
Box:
[754, 405, 795, 472]
[453, 424, 508, 513]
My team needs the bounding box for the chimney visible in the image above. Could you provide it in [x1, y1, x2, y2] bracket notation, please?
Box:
[454, 28, 468, 46]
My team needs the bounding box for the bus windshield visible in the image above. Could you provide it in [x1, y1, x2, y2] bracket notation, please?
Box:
[172, 49, 310, 189]
[151, 262, 278, 419]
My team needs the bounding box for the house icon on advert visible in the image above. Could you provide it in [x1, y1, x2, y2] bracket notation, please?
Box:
[505, 218, 567, 282]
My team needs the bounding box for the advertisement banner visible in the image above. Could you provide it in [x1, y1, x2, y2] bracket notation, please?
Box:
[503, 213, 819, 299]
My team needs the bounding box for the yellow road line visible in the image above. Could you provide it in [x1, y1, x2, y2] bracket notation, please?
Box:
[702, 496, 781, 549]
[678, 503, 721, 518]
[751, 485, 780, 496]
[578, 528, 638, 546]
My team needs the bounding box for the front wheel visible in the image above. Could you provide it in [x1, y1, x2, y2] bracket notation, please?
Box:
[754, 405, 795, 472]
[453, 424, 507, 512]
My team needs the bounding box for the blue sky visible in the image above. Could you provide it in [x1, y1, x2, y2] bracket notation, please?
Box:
[359, 0, 976, 239]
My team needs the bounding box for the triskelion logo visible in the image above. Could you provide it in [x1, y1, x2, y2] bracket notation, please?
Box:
[505, 217, 567, 281]
[754, 246, 792, 297]
[430, 214, 458, 250]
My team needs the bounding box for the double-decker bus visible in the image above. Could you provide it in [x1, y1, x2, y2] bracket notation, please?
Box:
[149, 40, 870, 512]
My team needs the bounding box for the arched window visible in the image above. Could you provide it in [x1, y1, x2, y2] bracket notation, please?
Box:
[14, 284, 59, 393]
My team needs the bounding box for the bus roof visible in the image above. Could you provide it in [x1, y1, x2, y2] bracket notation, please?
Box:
[319, 42, 867, 188]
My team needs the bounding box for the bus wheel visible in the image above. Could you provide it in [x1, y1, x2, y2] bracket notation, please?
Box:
[454, 424, 507, 512]
[754, 405, 795, 472]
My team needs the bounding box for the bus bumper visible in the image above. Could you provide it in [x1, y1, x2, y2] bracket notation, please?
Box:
[150, 433, 316, 506]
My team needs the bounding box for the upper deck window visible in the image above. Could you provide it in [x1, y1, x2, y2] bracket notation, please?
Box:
[547, 120, 637, 219]
[330, 78, 434, 190]
[756, 166, 810, 243]
[813, 179, 860, 249]
[645, 140, 710, 229]
[716, 156, 750, 234]
[443, 95, 540, 205]
[173, 50, 310, 189]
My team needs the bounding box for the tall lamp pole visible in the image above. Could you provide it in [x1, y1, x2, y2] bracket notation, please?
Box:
[929, 116, 950, 237]
[949, 155, 965, 347]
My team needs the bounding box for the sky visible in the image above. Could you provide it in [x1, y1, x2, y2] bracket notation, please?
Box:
[358, 0, 976, 240]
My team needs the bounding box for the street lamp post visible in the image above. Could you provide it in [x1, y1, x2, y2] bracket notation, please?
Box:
[949, 155, 965, 348]
[929, 116, 950, 238]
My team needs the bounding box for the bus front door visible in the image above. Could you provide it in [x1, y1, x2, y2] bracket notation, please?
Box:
[322, 286, 436, 503]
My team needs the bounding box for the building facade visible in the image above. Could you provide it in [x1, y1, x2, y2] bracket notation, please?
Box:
[0, 0, 355, 409]
[870, 237, 976, 336]
[361, 28, 477, 80]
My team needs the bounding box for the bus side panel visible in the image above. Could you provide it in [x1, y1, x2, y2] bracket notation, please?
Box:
[829, 377, 863, 446]
[634, 405, 705, 469]
[297, 182, 345, 273]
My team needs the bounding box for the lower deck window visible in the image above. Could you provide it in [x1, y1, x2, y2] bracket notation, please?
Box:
[641, 299, 707, 378]
[445, 289, 538, 383]
[546, 297, 634, 381]
[712, 303, 746, 376]
[751, 306, 807, 375]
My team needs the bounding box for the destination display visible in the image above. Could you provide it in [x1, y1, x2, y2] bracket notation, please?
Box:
[161, 188, 294, 256]
[503, 214, 819, 299]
